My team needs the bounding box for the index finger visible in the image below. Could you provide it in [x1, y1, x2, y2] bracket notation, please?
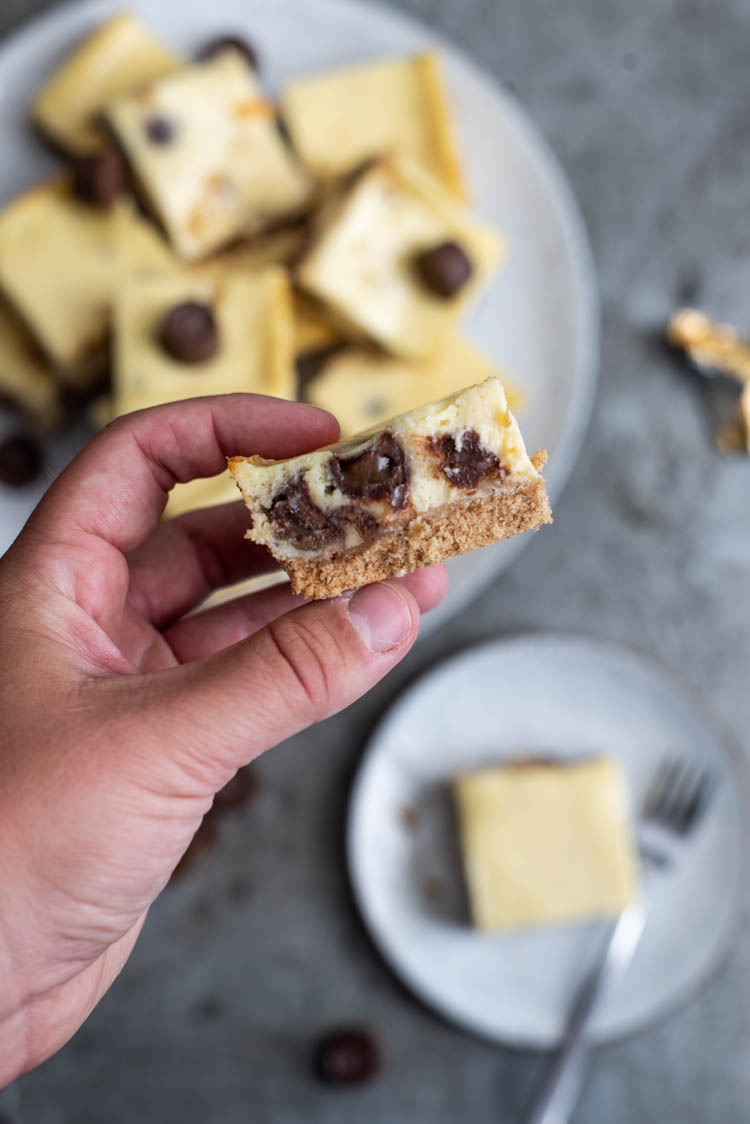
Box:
[29, 394, 339, 554]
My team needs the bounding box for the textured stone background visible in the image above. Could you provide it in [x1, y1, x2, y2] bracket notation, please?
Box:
[3, 0, 750, 1121]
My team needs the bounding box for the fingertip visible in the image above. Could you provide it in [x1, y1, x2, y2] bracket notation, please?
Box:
[346, 579, 420, 655]
[396, 564, 450, 615]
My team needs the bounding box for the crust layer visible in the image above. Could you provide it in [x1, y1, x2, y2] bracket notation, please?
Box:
[280, 470, 551, 599]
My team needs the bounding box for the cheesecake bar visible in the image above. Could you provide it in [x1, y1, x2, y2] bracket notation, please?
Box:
[113, 266, 295, 414]
[106, 49, 313, 261]
[454, 757, 637, 932]
[297, 155, 502, 360]
[0, 295, 60, 430]
[302, 334, 525, 436]
[228, 378, 550, 599]
[112, 266, 295, 517]
[0, 179, 175, 383]
[281, 52, 466, 198]
[32, 13, 182, 155]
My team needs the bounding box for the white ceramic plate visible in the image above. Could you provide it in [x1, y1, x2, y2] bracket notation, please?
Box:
[0, 0, 598, 630]
[347, 633, 742, 1047]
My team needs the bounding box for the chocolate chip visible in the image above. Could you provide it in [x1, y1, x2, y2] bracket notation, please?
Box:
[145, 116, 175, 145]
[159, 302, 219, 364]
[414, 241, 473, 298]
[214, 766, 258, 810]
[197, 35, 259, 71]
[330, 431, 408, 508]
[71, 149, 126, 208]
[0, 432, 43, 487]
[429, 429, 503, 489]
[313, 1028, 380, 1086]
[295, 344, 346, 400]
[269, 476, 378, 551]
[269, 477, 334, 550]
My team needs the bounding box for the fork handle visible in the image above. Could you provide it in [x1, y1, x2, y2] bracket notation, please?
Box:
[524, 906, 646, 1124]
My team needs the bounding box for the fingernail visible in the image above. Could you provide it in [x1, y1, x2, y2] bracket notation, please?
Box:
[347, 582, 413, 654]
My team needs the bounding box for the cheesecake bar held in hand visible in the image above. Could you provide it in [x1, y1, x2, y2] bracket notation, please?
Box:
[228, 378, 551, 599]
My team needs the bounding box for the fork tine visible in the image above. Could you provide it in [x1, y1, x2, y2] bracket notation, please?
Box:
[649, 759, 715, 834]
[648, 759, 682, 819]
[681, 768, 715, 831]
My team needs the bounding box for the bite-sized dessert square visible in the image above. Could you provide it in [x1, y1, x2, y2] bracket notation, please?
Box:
[281, 52, 466, 198]
[32, 13, 182, 155]
[106, 49, 313, 261]
[296, 155, 503, 360]
[228, 377, 549, 599]
[112, 266, 296, 416]
[301, 333, 525, 437]
[454, 757, 637, 932]
[0, 179, 174, 384]
[112, 266, 295, 517]
[0, 295, 60, 430]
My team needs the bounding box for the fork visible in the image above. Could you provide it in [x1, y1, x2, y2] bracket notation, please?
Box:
[524, 760, 715, 1124]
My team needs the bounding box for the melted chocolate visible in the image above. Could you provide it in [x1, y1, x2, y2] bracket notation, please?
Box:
[268, 476, 378, 552]
[429, 429, 504, 488]
[330, 431, 408, 508]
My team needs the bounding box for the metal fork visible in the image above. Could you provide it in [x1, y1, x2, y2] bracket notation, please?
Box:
[524, 760, 715, 1124]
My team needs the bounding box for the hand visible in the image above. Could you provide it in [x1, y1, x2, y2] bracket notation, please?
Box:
[0, 394, 447, 1084]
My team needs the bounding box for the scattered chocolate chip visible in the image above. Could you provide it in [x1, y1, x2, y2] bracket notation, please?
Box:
[214, 766, 258, 810]
[330, 432, 408, 508]
[190, 996, 224, 1021]
[314, 1028, 380, 1086]
[414, 241, 473, 298]
[145, 116, 175, 145]
[0, 432, 43, 487]
[71, 149, 126, 208]
[226, 876, 252, 903]
[159, 302, 219, 364]
[429, 429, 503, 488]
[295, 344, 347, 400]
[197, 35, 259, 70]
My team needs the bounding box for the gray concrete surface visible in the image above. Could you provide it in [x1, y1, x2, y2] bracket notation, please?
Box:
[3, 0, 750, 1121]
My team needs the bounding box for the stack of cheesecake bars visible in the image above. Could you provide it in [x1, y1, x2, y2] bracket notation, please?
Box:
[0, 12, 551, 594]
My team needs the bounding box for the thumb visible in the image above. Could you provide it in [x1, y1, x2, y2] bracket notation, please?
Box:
[141, 581, 420, 788]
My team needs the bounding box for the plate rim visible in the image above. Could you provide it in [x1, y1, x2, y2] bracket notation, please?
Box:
[0, 0, 600, 630]
[346, 628, 745, 1050]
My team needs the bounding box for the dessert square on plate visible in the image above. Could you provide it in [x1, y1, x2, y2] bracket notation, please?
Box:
[297, 155, 502, 360]
[229, 377, 549, 599]
[111, 265, 296, 519]
[32, 12, 182, 155]
[302, 333, 525, 436]
[454, 756, 637, 931]
[281, 52, 466, 198]
[106, 49, 313, 261]
[0, 179, 175, 384]
[113, 266, 296, 416]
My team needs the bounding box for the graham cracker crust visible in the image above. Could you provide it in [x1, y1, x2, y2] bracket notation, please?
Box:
[281, 460, 551, 599]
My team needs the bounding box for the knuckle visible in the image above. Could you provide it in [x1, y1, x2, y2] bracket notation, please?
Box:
[265, 612, 344, 720]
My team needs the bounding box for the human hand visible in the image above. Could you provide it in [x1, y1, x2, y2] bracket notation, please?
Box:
[0, 395, 448, 1084]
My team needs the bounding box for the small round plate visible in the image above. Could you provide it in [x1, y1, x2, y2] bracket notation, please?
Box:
[0, 0, 597, 631]
[347, 633, 742, 1048]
